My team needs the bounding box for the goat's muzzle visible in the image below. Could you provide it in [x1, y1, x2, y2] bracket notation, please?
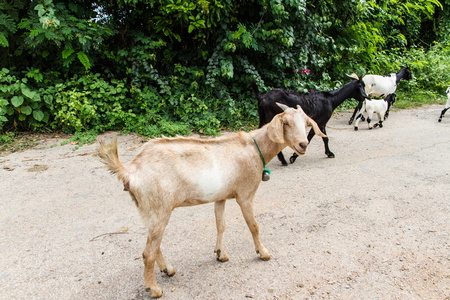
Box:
[294, 142, 308, 155]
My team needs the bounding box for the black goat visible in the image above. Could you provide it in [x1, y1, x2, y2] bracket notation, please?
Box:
[348, 66, 412, 124]
[252, 74, 369, 165]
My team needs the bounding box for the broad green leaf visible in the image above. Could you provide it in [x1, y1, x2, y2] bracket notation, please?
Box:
[21, 105, 32, 115]
[21, 87, 36, 99]
[33, 110, 44, 121]
[44, 95, 53, 105]
[11, 96, 24, 107]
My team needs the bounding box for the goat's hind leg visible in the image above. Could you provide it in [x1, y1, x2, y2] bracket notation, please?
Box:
[142, 213, 171, 298]
[439, 107, 449, 122]
[214, 200, 229, 262]
[373, 112, 383, 128]
[156, 248, 175, 276]
[236, 194, 270, 260]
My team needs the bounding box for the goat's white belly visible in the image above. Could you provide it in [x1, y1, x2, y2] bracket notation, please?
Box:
[186, 161, 227, 204]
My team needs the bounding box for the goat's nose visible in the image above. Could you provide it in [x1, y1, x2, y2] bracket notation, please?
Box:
[299, 142, 308, 151]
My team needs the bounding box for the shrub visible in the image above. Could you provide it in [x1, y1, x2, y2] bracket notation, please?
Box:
[0, 69, 50, 131]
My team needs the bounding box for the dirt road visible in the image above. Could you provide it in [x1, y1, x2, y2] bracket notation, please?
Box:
[1, 105, 449, 299]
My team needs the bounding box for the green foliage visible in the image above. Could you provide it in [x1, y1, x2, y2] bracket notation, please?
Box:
[0, 0, 448, 138]
[0, 132, 14, 144]
[0, 68, 50, 131]
[404, 42, 450, 93]
[51, 88, 97, 133]
[395, 41, 450, 106]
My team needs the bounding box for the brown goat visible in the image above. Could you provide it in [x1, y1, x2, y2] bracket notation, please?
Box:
[98, 104, 325, 298]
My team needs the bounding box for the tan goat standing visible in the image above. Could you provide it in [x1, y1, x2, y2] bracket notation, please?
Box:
[98, 104, 325, 298]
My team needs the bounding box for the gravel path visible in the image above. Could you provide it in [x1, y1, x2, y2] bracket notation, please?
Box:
[1, 105, 449, 299]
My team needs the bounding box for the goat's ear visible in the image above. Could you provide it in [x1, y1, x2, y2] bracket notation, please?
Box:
[307, 117, 326, 138]
[267, 114, 285, 144]
[276, 102, 290, 111]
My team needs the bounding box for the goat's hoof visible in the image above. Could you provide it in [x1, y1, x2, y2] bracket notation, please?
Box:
[281, 161, 288, 166]
[289, 156, 297, 164]
[354, 127, 358, 131]
[215, 249, 229, 262]
[348, 119, 353, 125]
[146, 286, 163, 298]
[369, 127, 373, 130]
[257, 249, 271, 261]
[438, 119, 442, 122]
[162, 266, 176, 277]
[327, 153, 335, 158]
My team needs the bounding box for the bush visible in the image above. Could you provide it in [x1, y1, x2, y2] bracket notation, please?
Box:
[0, 69, 51, 131]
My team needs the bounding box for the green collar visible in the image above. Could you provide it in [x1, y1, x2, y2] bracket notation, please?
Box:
[252, 138, 271, 181]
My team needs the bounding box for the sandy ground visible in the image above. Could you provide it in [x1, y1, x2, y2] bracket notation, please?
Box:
[0, 105, 449, 300]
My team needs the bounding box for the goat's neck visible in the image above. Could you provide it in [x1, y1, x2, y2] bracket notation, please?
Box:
[330, 81, 358, 109]
[395, 68, 407, 83]
[249, 127, 286, 165]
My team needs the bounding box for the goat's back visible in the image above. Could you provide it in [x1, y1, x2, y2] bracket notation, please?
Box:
[125, 133, 262, 208]
[259, 89, 332, 121]
[363, 98, 388, 113]
[363, 74, 397, 98]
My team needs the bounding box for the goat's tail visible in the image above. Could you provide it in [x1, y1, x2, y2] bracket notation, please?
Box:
[251, 80, 262, 103]
[98, 137, 129, 184]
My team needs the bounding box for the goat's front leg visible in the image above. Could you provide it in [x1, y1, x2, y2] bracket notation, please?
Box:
[319, 127, 334, 158]
[366, 110, 374, 129]
[354, 111, 364, 131]
[214, 200, 229, 262]
[289, 126, 314, 163]
[142, 214, 171, 298]
[236, 195, 270, 260]
[277, 151, 289, 166]
[348, 102, 363, 124]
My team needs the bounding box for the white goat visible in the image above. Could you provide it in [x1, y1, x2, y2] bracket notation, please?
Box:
[98, 104, 325, 298]
[354, 94, 396, 130]
[438, 86, 450, 122]
[349, 66, 412, 124]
